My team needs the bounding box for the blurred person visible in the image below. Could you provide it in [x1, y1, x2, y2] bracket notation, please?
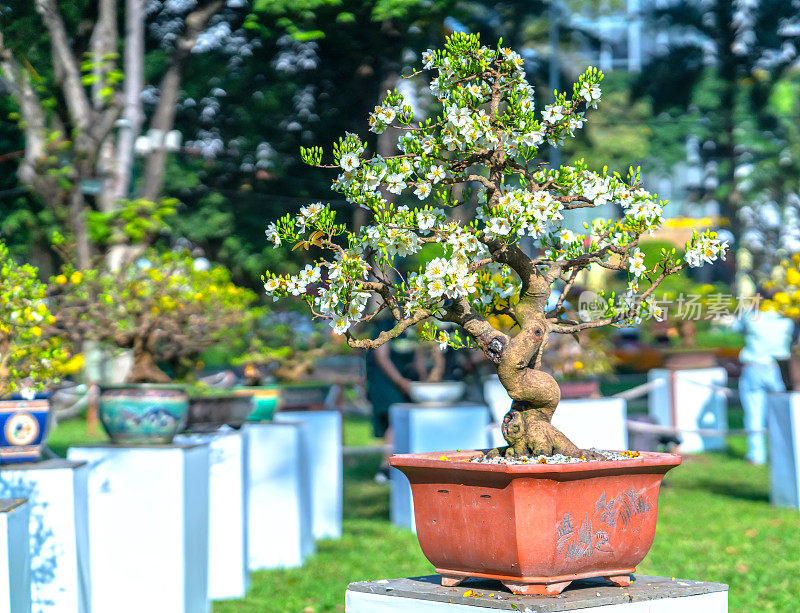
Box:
[734, 289, 794, 464]
[365, 318, 417, 483]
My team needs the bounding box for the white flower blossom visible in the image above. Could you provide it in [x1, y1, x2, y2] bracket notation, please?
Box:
[426, 165, 446, 184]
[265, 223, 281, 247]
[414, 182, 432, 200]
[542, 104, 564, 123]
[629, 248, 646, 277]
[340, 152, 359, 171]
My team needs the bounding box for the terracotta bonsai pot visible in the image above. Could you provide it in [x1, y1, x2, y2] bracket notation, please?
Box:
[389, 450, 680, 595]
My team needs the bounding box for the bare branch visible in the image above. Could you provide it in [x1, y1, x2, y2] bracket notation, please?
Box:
[345, 308, 433, 349]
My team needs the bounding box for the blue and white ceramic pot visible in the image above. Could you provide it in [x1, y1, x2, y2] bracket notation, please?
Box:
[0, 397, 52, 464]
[99, 385, 188, 444]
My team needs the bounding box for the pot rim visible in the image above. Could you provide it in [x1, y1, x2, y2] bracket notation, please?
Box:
[389, 449, 681, 475]
[100, 383, 186, 391]
[408, 381, 465, 387]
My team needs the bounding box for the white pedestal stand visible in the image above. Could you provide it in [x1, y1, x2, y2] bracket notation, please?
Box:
[0, 460, 90, 613]
[67, 444, 210, 613]
[175, 429, 249, 600]
[767, 392, 800, 508]
[0, 499, 30, 613]
[389, 403, 489, 531]
[243, 422, 314, 569]
[274, 410, 342, 539]
[484, 377, 627, 451]
[648, 367, 728, 453]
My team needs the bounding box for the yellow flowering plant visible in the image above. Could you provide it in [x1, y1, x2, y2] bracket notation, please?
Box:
[0, 242, 72, 397]
[763, 254, 800, 318]
[51, 250, 256, 384]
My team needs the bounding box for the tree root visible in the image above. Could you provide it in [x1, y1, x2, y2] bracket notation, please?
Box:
[485, 404, 604, 460]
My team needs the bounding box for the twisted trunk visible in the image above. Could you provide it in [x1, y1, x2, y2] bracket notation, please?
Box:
[485, 281, 595, 459]
[492, 315, 584, 458]
[128, 336, 170, 384]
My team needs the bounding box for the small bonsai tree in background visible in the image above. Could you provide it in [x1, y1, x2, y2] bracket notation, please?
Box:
[263, 33, 727, 458]
[541, 331, 615, 382]
[0, 242, 72, 397]
[53, 250, 256, 384]
[235, 309, 342, 384]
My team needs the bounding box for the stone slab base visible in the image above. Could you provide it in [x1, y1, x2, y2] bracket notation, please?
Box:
[346, 575, 728, 612]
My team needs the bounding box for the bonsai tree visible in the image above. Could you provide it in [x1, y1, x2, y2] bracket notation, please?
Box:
[0, 242, 72, 397]
[235, 308, 342, 384]
[263, 33, 727, 458]
[52, 250, 256, 384]
[540, 331, 615, 382]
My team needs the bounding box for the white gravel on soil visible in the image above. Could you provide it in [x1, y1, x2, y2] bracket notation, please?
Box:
[469, 449, 636, 464]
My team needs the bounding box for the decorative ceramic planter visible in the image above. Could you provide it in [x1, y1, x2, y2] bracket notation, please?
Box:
[389, 450, 680, 595]
[233, 385, 281, 421]
[185, 394, 253, 432]
[407, 381, 466, 404]
[279, 382, 331, 410]
[0, 398, 52, 464]
[98, 385, 188, 444]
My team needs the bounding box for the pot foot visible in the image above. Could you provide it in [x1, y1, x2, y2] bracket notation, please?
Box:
[501, 580, 571, 596]
[605, 574, 631, 588]
[440, 575, 466, 588]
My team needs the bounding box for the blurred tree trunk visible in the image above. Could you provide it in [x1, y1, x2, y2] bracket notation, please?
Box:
[141, 0, 224, 203]
[0, 0, 226, 269]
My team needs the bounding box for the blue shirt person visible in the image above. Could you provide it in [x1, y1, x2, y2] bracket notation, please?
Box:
[733, 307, 794, 464]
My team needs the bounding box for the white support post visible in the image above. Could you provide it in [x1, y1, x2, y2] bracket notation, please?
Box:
[648, 368, 728, 453]
[67, 444, 210, 613]
[0, 499, 31, 613]
[274, 410, 343, 539]
[767, 392, 800, 509]
[0, 460, 90, 613]
[176, 429, 249, 600]
[243, 423, 314, 569]
[390, 403, 490, 531]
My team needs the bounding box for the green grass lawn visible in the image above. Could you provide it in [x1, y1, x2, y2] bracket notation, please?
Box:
[48, 415, 800, 612]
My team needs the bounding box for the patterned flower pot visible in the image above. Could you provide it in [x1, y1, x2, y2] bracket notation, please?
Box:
[390, 450, 680, 595]
[233, 385, 281, 421]
[185, 394, 253, 432]
[0, 398, 52, 463]
[99, 385, 188, 444]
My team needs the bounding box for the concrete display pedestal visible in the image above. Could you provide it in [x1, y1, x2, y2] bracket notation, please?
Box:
[390, 403, 489, 531]
[484, 378, 627, 451]
[648, 367, 728, 453]
[274, 410, 342, 539]
[243, 422, 314, 569]
[0, 459, 89, 613]
[68, 444, 210, 613]
[0, 499, 30, 613]
[551, 397, 628, 451]
[176, 429, 249, 600]
[767, 392, 800, 508]
[346, 575, 729, 612]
